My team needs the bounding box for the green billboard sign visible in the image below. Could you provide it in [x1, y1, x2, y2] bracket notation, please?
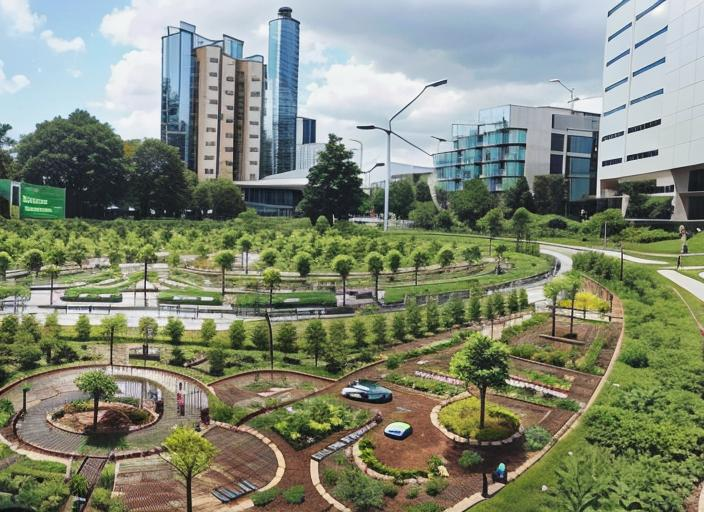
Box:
[19, 183, 65, 219]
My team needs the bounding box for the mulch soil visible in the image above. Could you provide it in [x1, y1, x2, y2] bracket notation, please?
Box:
[211, 371, 331, 408]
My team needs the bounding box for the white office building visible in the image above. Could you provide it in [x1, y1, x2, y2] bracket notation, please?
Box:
[598, 0, 704, 219]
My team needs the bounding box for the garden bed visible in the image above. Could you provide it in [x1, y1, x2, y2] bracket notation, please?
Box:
[235, 290, 336, 308]
[158, 288, 223, 305]
[48, 401, 158, 434]
[62, 286, 122, 303]
[438, 397, 520, 442]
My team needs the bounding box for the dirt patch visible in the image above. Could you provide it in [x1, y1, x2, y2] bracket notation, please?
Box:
[211, 371, 331, 409]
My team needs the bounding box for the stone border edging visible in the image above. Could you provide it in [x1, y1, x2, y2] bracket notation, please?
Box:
[430, 392, 524, 446]
[351, 441, 428, 484]
[310, 458, 351, 512]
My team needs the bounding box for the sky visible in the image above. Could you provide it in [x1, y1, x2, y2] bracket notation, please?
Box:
[0, 0, 610, 169]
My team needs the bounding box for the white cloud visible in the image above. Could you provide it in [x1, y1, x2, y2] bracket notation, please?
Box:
[67, 68, 82, 78]
[0, 0, 43, 34]
[40, 30, 85, 53]
[0, 60, 29, 94]
[113, 108, 160, 139]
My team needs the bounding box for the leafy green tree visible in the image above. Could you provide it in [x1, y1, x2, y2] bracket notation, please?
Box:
[43, 311, 61, 340]
[170, 347, 186, 367]
[484, 296, 496, 328]
[192, 179, 246, 219]
[332, 255, 354, 307]
[239, 236, 253, 275]
[504, 176, 534, 213]
[101, 314, 127, 366]
[449, 178, 495, 227]
[425, 298, 440, 333]
[370, 315, 388, 347]
[386, 250, 402, 275]
[322, 335, 348, 373]
[164, 317, 185, 345]
[315, 215, 330, 233]
[478, 207, 504, 256]
[200, 319, 217, 345]
[366, 252, 384, 302]
[435, 209, 454, 231]
[544, 278, 566, 336]
[16, 110, 127, 217]
[0, 123, 15, 179]
[129, 139, 190, 217]
[162, 426, 217, 512]
[507, 289, 519, 313]
[350, 317, 367, 349]
[299, 134, 364, 223]
[44, 264, 60, 305]
[468, 294, 482, 322]
[208, 347, 225, 376]
[262, 268, 282, 308]
[19, 315, 41, 343]
[228, 320, 246, 349]
[406, 298, 423, 337]
[462, 245, 482, 264]
[392, 313, 406, 342]
[519, 288, 529, 310]
[276, 322, 298, 353]
[23, 249, 43, 276]
[494, 244, 507, 273]
[389, 179, 415, 219]
[74, 370, 119, 431]
[0, 315, 18, 344]
[293, 251, 312, 278]
[139, 244, 157, 307]
[14, 344, 41, 370]
[450, 333, 509, 428]
[138, 317, 158, 358]
[0, 252, 11, 280]
[564, 274, 581, 336]
[39, 336, 56, 364]
[75, 314, 91, 342]
[409, 201, 438, 229]
[437, 246, 455, 268]
[213, 250, 235, 295]
[446, 296, 465, 326]
[328, 320, 347, 345]
[66, 240, 88, 268]
[415, 181, 432, 202]
[492, 293, 505, 317]
[511, 207, 531, 250]
[303, 320, 327, 366]
[259, 248, 278, 268]
[410, 248, 429, 286]
[250, 323, 270, 351]
[533, 175, 566, 215]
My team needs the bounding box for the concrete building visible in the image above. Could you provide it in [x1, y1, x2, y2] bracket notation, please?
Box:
[296, 116, 316, 145]
[295, 143, 326, 169]
[161, 22, 264, 182]
[433, 105, 600, 201]
[263, 7, 300, 176]
[598, 0, 704, 220]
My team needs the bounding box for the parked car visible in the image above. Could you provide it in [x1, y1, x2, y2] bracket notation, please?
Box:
[340, 379, 393, 403]
[384, 421, 413, 440]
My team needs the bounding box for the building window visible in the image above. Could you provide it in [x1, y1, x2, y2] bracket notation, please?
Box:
[204, 155, 215, 161]
[205, 141, 215, 147]
[226, 105, 234, 111]
[608, 22, 632, 41]
[550, 154, 563, 174]
[225, 161, 233, 166]
[688, 170, 704, 191]
[226, 76, 234, 82]
[249, 120, 259, 126]
[635, 26, 668, 48]
[225, 147, 234, 152]
[225, 133, 234, 139]
[602, 131, 624, 142]
[607, 49, 630, 67]
[604, 104, 626, 116]
[209, 99, 218, 105]
[209, 72, 217, 77]
[225, 90, 234, 96]
[636, 0, 665, 21]
[209, 58, 218, 63]
[626, 149, 658, 161]
[206, 127, 216, 133]
[249, 173, 256, 180]
[204, 168, 215, 174]
[249, 106, 260, 111]
[550, 133, 564, 152]
[249, 147, 259, 152]
[605, 77, 628, 92]
[628, 119, 661, 133]
[208, 85, 218, 91]
[249, 161, 258, 166]
[608, 0, 630, 17]
[249, 134, 259, 139]
[250, 91, 261, 97]
[633, 57, 666, 77]
[251, 76, 261, 82]
[567, 156, 592, 176]
[207, 114, 218, 119]
[630, 89, 664, 105]
[226, 119, 234, 124]
[568, 135, 594, 154]
[602, 158, 623, 166]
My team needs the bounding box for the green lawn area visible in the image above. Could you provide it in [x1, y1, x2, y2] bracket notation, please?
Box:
[157, 288, 223, 305]
[62, 286, 122, 302]
[234, 290, 337, 308]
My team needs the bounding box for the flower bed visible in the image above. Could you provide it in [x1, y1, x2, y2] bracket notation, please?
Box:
[438, 397, 520, 442]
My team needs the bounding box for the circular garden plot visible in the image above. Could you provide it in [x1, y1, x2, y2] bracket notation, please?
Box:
[437, 397, 521, 443]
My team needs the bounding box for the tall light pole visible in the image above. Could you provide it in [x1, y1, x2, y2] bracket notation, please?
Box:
[549, 78, 580, 111]
[357, 79, 447, 231]
[349, 139, 365, 188]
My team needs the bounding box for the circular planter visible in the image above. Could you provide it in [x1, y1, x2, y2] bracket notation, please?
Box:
[47, 402, 159, 435]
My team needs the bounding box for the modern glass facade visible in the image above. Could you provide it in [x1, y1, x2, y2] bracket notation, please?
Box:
[263, 7, 300, 176]
[433, 121, 527, 192]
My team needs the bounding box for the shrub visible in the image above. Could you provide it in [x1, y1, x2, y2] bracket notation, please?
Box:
[126, 408, 150, 424]
[424, 477, 448, 497]
[524, 425, 552, 451]
[358, 437, 427, 481]
[75, 314, 91, 342]
[620, 341, 649, 368]
[386, 354, 402, 370]
[405, 485, 420, 499]
[510, 343, 539, 359]
[209, 347, 226, 376]
[91, 487, 112, 511]
[0, 399, 14, 427]
[98, 463, 115, 490]
[322, 468, 339, 486]
[381, 481, 398, 498]
[458, 450, 483, 469]
[169, 347, 186, 366]
[427, 455, 444, 476]
[334, 469, 384, 511]
[69, 474, 89, 497]
[252, 487, 279, 507]
[282, 484, 305, 504]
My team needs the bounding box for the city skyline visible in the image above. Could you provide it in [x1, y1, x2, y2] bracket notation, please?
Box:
[0, 0, 608, 168]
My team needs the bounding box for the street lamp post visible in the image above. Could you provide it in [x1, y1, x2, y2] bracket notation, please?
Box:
[349, 139, 364, 187]
[357, 79, 447, 231]
[549, 79, 580, 111]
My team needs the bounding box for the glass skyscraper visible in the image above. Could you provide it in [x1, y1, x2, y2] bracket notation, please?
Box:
[263, 7, 300, 176]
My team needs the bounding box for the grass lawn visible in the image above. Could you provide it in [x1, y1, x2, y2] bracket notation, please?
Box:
[62, 286, 122, 302]
[234, 290, 336, 308]
[158, 288, 223, 305]
[438, 397, 521, 441]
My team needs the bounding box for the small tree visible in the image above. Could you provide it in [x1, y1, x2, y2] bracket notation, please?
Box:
[303, 320, 327, 366]
[228, 320, 246, 349]
[276, 322, 298, 353]
[75, 314, 91, 342]
[200, 319, 217, 345]
[44, 264, 61, 305]
[20, 315, 41, 343]
[484, 297, 496, 337]
[492, 293, 505, 317]
[332, 255, 354, 306]
[386, 250, 402, 276]
[322, 335, 348, 373]
[259, 248, 278, 268]
[213, 250, 235, 295]
[494, 244, 507, 274]
[23, 249, 44, 276]
[425, 298, 440, 333]
[450, 333, 509, 429]
[410, 249, 429, 286]
[240, 236, 253, 275]
[67, 240, 88, 269]
[365, 252, 384, 303]
[437, 246, 455, 268]
[462, 245, 482, 264]
[162, 427, 217, 512]
[511, 207, 531, 251]
[371, 315, 387, 347]
[406, 298, 423, 337]
[392, 313, 406, 342]
[544, 278, 566, 337]
[164, 317, 185, 345]
[293, 251, 312, 278]
[138, 317, 158, 360]
[262, 268, 282, 309]
[101, 314, 127, 366]
[564, 275, 581, 336]
[250, 323, 269, 351]
[139, 244, 157, 306]
[44, 311, 61, 340]
[208, 347, 225, 376]
[446, 296, 465, 326]
[519, 288, 529, 310]
[468, 294, 482, 323]
[74, 370, 119, 431]
[507, 289, 519, 314]
[0, 252, 11, 280]
[478, 207, 503, 256]
[328, 320, 347, 345]
[350, 317, 367, 349]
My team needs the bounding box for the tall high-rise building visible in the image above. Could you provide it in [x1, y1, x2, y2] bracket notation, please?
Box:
[296, 116, 316, 145]
[161, 22, 264, 182]
[597, 0, 704, 219]
[263, 7, 300, 176]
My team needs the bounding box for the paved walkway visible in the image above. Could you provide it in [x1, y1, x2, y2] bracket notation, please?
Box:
[540, 241, 667, 265]
[658, 270, 704, 300]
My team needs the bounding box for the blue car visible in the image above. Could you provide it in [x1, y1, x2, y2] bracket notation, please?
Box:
[384, 421, 413, 440]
